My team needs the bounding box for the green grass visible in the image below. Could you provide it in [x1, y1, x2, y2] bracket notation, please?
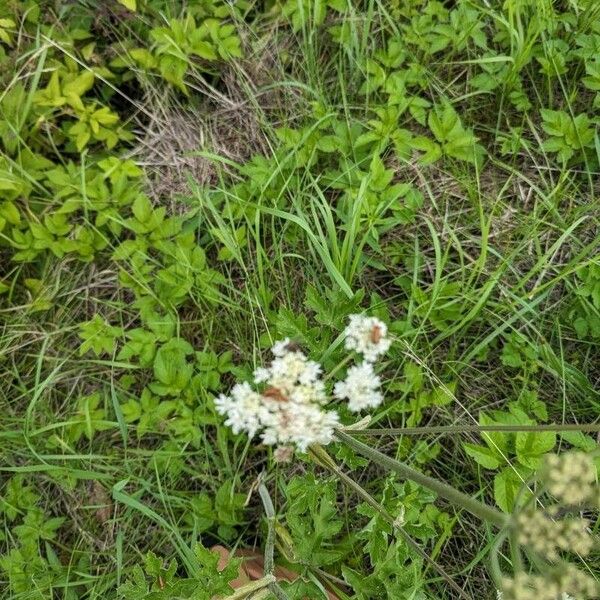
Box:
[0, 0, 599, 598]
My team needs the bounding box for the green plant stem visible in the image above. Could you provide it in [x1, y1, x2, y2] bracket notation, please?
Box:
[224, 575, 276, 600]
[268, 583, 290, 600]
[489, 528, 509, 589]
[246, 590, 271, 600]
[344, 423, 600, 436]
[324, 353, 354, 381]
[258, 482, 290, 600]
[258, 482, 276, 575]
[309, 445, 474, 600]
[334, 430, 508, 528]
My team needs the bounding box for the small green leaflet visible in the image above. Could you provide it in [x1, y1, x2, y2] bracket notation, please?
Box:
[117, 0, 137, 11]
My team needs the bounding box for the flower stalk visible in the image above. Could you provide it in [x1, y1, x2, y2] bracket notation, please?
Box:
[257, 482, 291, 600]
[334, 429, 509, 528]
[223, 575, 276, 600]
[346, 423, 600, 436]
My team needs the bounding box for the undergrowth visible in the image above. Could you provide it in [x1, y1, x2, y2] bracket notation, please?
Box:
[0, 0, 599, 598]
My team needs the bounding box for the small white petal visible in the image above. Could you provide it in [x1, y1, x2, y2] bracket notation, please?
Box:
[271, 338, 291, 357]
[335, 362, 384, 413]
[253, 367, 271, 383]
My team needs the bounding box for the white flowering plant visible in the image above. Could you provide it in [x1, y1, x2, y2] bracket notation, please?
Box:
[493, 451, 600, 600]
[214, 313, 600, 600]
[215, 313, 391, 453]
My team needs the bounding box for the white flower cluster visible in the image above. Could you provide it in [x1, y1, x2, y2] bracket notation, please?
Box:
[333, 361, 382, 412]
[334, 314, 389, 413]
[215, 338, 339, 452]
[343, 314, 391, 362]
[542, 452, 598, 506]
[215, 314, 391, 452]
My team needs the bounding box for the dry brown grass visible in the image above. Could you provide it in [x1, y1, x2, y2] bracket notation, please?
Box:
[130, 27, 302, 207]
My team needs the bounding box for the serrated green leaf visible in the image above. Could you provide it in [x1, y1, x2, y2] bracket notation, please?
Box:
[515, 431, 556, 469]
[463, 443, 501, 469]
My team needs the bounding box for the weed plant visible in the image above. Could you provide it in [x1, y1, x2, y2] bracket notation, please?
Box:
[0, 0, 599, 598]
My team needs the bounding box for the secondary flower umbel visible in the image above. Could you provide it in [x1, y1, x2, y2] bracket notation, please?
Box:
[333, 361, 383, 413]
[343, 314, 391, 362]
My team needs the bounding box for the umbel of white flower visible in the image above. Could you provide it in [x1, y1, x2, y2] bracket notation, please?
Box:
[215, 314, 390, 452]
[343, 314, 391, 362]
[333, 361, 383, 412]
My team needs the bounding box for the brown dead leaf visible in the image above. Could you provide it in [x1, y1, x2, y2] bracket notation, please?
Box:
[89, 480, 112, 524]
[211, 545, 340, 599]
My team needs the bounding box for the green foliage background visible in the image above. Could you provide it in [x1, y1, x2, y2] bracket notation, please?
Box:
[0, 0, 598, 598]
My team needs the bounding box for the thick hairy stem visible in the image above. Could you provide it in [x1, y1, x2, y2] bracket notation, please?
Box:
[345, 423, 600, 436]
[335, 430, 508, 528]
[309, 445, 474, 600]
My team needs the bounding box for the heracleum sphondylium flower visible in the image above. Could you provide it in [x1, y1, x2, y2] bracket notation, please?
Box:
[333, 362, 383, 412]
[215, 338, 339, 452]
[498, 583, 576, 598]
[498, 449, 600, 600]
[343, 314, 391, 362]
[515, 509, 594, 561]
[500, 566, 596, 600]
[542, 452, 598, 506]
[215, 315, 390, 453]
[214, 382, 266, 437]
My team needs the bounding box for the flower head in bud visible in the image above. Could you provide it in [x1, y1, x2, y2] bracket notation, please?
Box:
[515, 509, 594, 561]
[273, 446, 294, 463]
[501, 565, 598, 600]
[542, 452, 597, 506]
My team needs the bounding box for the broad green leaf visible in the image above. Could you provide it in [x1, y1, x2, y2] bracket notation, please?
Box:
[493, 467, 531, 512]
[463, 443, 501, 470]
[132, 195, 153, 224]
[560, 431, 598, 452]
[152, 339, 194, 392]
[63, 71, 95, 99]
[515, 431, 556, 469]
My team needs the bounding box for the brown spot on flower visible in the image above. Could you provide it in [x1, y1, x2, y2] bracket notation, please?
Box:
[263, 387, 288, 402]
[370, 325, 383, 344]
[278, 409, 292, 429]
[284, 340, 303, 352]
